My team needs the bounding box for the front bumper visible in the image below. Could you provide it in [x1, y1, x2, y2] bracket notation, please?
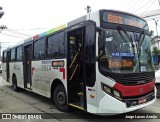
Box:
[97, 88, 156, 115]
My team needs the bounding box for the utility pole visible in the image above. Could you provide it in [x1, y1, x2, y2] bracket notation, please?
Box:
[158, 0, 160, 5]
[85, 5, 91, 14]
[0, 6, 4, 19]
[0, 6, 5, 61]
[153, 19, 159, 49]
[0, 25, 7, 60]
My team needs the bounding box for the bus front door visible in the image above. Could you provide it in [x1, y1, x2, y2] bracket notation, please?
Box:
[24, 45, 32, 89]
[67, 28, 86, 110]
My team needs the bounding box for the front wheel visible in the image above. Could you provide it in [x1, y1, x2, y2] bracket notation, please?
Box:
[156, 84, 160, 98]
[53, 84, 69, 112]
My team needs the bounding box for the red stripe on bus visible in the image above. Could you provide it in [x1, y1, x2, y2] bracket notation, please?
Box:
[113, 80, 155, 97]
[59, 68, 65, 79]
[32, 67, 35, 75]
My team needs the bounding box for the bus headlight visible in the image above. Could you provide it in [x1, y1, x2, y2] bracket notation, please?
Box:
[103, 85, 112, 94]
[101, 83, 122, 101]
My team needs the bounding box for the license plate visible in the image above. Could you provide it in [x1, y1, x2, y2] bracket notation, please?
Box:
[138, 98, 146, 104]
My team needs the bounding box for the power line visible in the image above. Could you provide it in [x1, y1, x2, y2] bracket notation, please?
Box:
[126, 0, 144, 12]
[138, 9, 160, 19]
[142, 15, 160, 20]
[123, 0, 139, 11]
[142, 0, 156, 13]
[1, 32, 27, 39]
[132, 0, 154, 13]
[11, 27, 49, 30]
[0, 27, 50, 39]
[139, 8, 159, 15]
[122, 0, 135, 8]
[5, 28, 32, 36]
[1, 27, 48, 38]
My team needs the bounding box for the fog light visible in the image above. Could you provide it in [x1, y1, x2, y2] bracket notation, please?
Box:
[114, 90, 120, 97]
[113, 90, 122, 100]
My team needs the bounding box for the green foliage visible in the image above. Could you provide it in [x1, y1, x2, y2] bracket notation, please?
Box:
[152, 47, 160, 56]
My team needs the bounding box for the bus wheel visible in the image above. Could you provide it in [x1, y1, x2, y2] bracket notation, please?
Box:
[13, 76, 18, 91]
[53, 84, 69, 112]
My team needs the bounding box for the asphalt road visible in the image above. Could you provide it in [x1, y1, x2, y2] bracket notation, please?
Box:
[0, 74, 160, 122]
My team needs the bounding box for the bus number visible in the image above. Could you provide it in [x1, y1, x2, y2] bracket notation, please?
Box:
[108, 14, 123, 24]
[41, 65, 51, 71]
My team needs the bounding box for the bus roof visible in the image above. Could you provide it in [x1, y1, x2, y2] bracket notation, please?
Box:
[3, 9, 146, 51]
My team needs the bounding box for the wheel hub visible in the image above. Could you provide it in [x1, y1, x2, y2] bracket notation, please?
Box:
[57, 92, 65, 105]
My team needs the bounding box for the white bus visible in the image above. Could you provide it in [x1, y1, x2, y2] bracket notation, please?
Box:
[2, 9, 156, 115]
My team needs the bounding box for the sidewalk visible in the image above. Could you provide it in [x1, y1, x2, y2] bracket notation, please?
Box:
[0, 77, 10, 87]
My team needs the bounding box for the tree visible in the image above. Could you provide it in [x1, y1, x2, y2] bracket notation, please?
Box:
[152, 46, 160, 65]
[153, 47, 160, 56]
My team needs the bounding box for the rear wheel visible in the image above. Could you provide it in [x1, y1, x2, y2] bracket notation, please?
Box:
[156, 83, 160, 98]
[53, 84, 69, 112]
[12, 76, 19, 91]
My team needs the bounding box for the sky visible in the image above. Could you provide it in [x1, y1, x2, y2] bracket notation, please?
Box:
[0, 0, 160, 49]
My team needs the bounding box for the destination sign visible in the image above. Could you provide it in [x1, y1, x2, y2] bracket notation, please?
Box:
[109, 59, 133, 68]
[112, 52, 134, 57]
[103, 11, 148, 30]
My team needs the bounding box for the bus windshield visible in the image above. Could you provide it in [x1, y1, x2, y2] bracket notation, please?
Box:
[98, 28, 154, 73]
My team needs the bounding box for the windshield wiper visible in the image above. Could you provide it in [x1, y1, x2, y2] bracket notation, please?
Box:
[137, 24, 148, 48]
[117, 26, 135, 53]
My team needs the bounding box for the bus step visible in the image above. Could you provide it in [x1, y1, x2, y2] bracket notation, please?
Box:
[78, 92, 84, 96]
[25, 88, 32, 92]
[69, 103, 86, 111]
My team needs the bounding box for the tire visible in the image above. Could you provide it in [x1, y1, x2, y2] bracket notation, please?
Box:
[156, 84, 160, 98]
[13, 76, 19, 91]
[53, 84, 69, 112]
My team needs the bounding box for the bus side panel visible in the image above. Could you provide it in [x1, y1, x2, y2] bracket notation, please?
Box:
[2, 63, 7, 81]
[32, 60, 48, 97]
[46, 59, 67, 98]
[9, 63, 15, 83]
[15, 62, 24, 88]
[31, 59, 67, 98]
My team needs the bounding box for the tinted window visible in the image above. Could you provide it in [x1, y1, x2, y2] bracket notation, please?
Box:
[11, 48, 16, 61]
[47, 32, 65, 58]
[3, 51, 7, 63]
[34, 38, 45, 59]
[17, 46, 23, 61]
[85, 25, 96, 87]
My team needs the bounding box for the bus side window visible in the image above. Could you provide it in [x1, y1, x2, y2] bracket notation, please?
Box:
[2, 51, 7, 63]
[33, 38, 45, 60]
[47, 32, 65, 58]
[17, 46, 23, 61]
[11, 48, 16, 62]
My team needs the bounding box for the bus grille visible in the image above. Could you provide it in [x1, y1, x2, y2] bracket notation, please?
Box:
[119, 73, 154, 86]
